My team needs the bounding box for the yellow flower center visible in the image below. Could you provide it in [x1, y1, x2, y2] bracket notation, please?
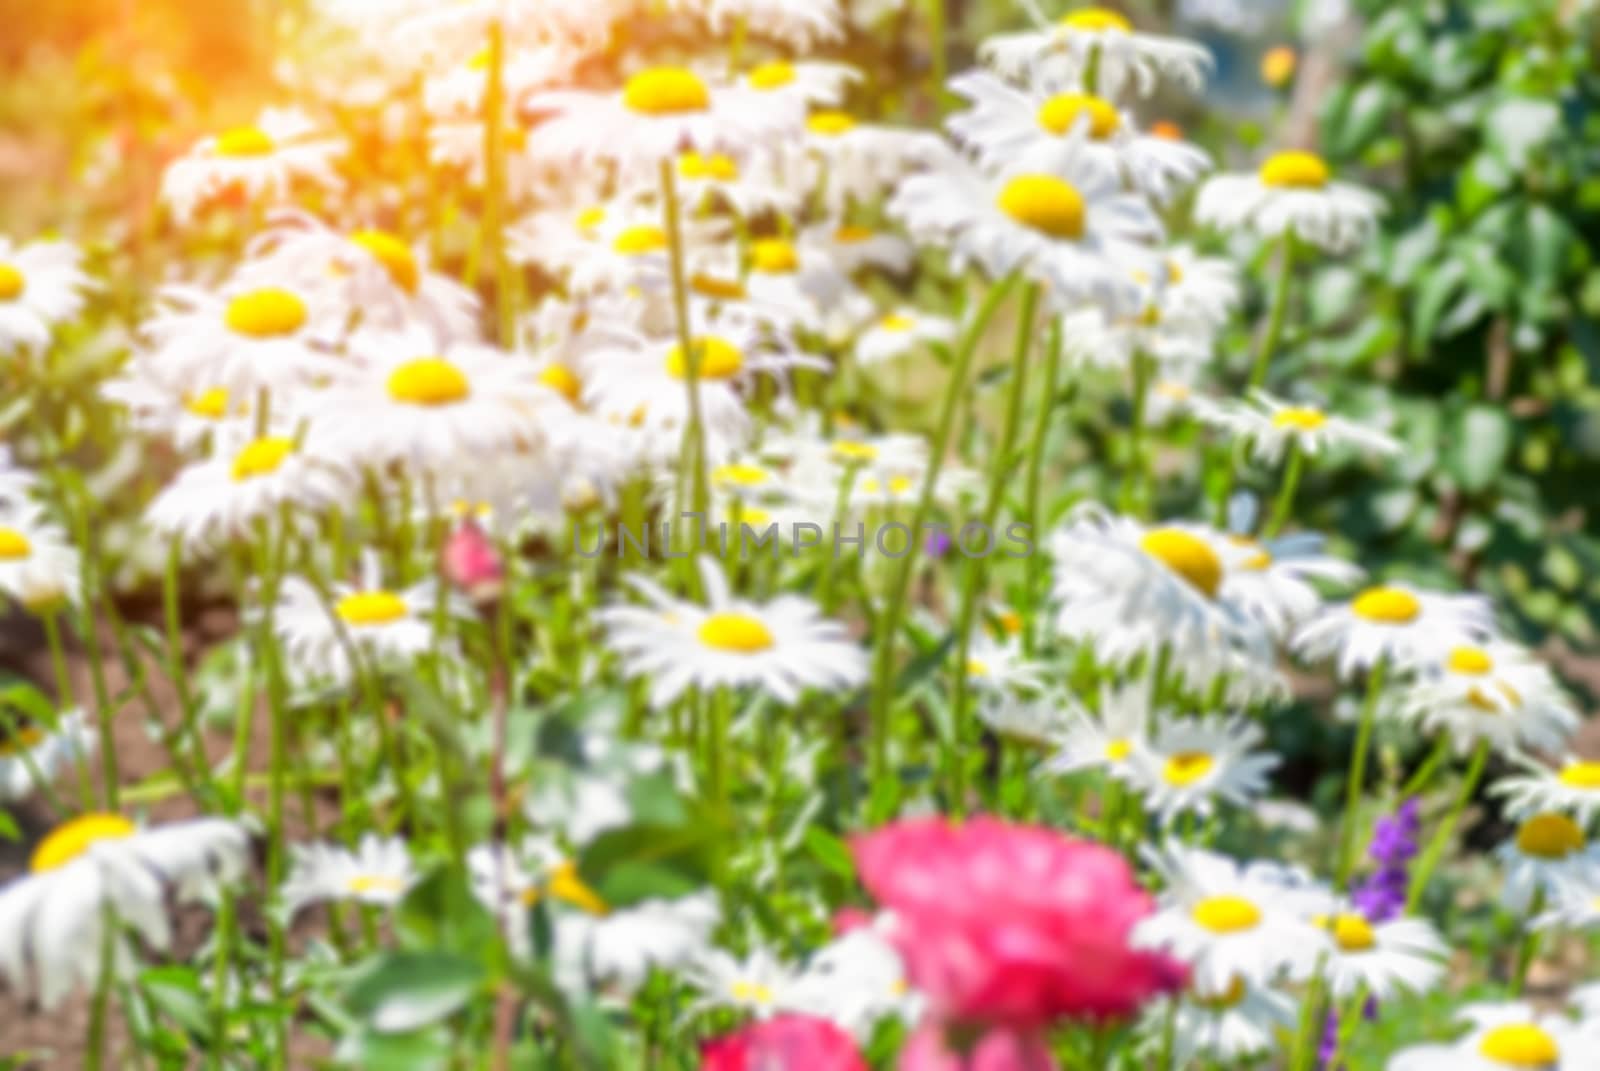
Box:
[1194, 976, 1247, 1010]
[860, 474, 915, 497]
[611, 224, 669, 256]
[1259, 150, 1330, 190]
[996, 174, 1087, 240]
[215, 125, 276, 157]
[1139, 528, 1222, 599]
[832, 440, 878, 463]
[1192, 894, 1262, 934]
[730, 980, 776, 1005]
[1162, 751, 1215, 787]
[666, 336, 744, 380]
[1261, 46, 1297, 88]
[1478, 1024, 1559, 1067]
[1060, 7, 1132, 31]
[0, 526, 33, 560]
[834, 225, 874, 244]
[966, 658, 990, 678]
[346, 874, 407, 896]
[387, 357, 471, 406]
[1036, 93, 1121, 139]
[734, 506, 772, 527]
[0, 263, 24, 301]
[1166, 258, 1185, 284]
[335, 590, 409, 627]
[697, 611, 775, 653]
[1559, 762, 1600, 790]
[622, 67, 711, 115]
[30, 813, 136, 873]
[1104, 738, 1133, 762]
[183, 387, 231, 420]
[998, 610, 1023, 635]
[712, 463, 770, 488]
[0, 725, 44, 756]
[1447, 646, 1493, 675]
[1466, 682, 1521, 713]
[750, 239, 800, 274]
[349, 230, 419, 294]
[1516, 813, 1584, 860]
[880, 314, 916, 332]
[748, 61, 796, 90]
[546, 860, 608, 915]
[230, 437, 294, 482]
[679, 151, 739, 181]
[807, 111, 857, 136]
[576, 205, 607, 235]
[224, 288, 308, 339]
[1271, 406, 1327, 431]
[1315, 913, 1377, 953]
[691, 273, 746, 300]
[1350, 586, 1421, 624]
[538, 364, 582, 404]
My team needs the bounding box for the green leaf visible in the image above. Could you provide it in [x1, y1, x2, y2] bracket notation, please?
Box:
[1447, 406, 1514, 493]
[344, 951, 484, 1034]
[138, 967, 211, 1039]
[577, 820, 717, 909]
[0, 810, 17, 842]
[394, 866, 498, 959]
[355, 1027, 454, 1071]
[803, 827, 855, 880]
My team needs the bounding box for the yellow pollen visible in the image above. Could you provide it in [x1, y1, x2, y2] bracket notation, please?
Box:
[224, 288, 308, 338]
[336, 590, 409, 627]
[1447, 647, 1493, 675]
[807, 111, 857, 136]
[576, 205, 607, 234]
[1516, 813, 1584, 860]
[730, 980, 776, 1005]
[1315, 913, 1377, 953]
[1259, 150, 1330, 189]
[183, 387, 231, 420]
[1271, 406, 1327, 431]
[31, 813, 136, 873]
[750, 239, 800, 274]
[387, 357, 470, 406]
[666, 336, 744, 380]
[612, 224, 669, 256]
[831, 439, 878, 463]
[833, 225, 874, 244]
[349, 230, 419, 294]
[0, 263, 24, 300]
[1037, 93, 1121, 139]
[1162, 751, 1215, 787]
[1261, 46, 1297, 88]
[748, 61, 796, 90]
[346, 874, 406, 896]
[0, 725, 44, 756]
[0, 526, 33, 560]
[996, 174, 1087, 240]
[1192, 895, 1262, 934]
[880, 314, 916, 332]
[1350, 586, 1421, 625]
[1194, 977, 1247, 1010]
[215, 125, 275, 157]
[1559, 763, 1600, 790]
[1139, 528, 1223, 599]
[1104, 738, 1133, 762]
[679, 151, 739, 181]
[698, 612, 775, 653]
[1478, 1024, 1559, 1067]
[538, 364, 582, 403]
[1060, 7, 1133, 32]
[622, 67, 711, 115]
[230, 437, 294, 482]
[712, 463, 770, 488]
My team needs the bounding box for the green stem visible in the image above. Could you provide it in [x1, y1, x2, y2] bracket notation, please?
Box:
[1401, 735, 1453, 799]
[948, 282, 1039, 814]
[927, 0, 949, 114]
[1337, 659, 1387, 889]
[1405, 741, 1489, 913]
[42, 611, 93, 809]
[660, 159, 709, 532]
[1122, 349, 1154, 517]
[867, 274, 1018, 790]
[1021, 318, 1063, 656]
[1511, 890, 1545, 995]
[163, 542, 211, 790]
[1264, 442, 1304, 537]
[87, 905, 117, 1071]
[1247, 232, 1296, 390]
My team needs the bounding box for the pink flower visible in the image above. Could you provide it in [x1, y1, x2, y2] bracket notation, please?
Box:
[700, 1015, 867, 1071]
[440, 519, 503, 602]
[900, 1024, 1058, 1071]
[831, 907, 874, 935]
[851, 816, 1181, 1030]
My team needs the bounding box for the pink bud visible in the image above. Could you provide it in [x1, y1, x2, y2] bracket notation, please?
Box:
[441, 520, 503, 602]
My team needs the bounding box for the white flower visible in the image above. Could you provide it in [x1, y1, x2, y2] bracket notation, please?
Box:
[1043, 679, 1153, 780]
[1388, 1001, 1586, 1071]
[686, 946, 801, 1018]
[1292, 584, 1495, 680]
[161, 108, 343, 223]
[1196, 151, 1383, 254]
[1058, 300, 1215, 377]
[1165, 976, 1297, 1068]
[1198, 392, 1401, 466]
[782, 921, 919, 1039]
[854, 309, 957, 367]
[662, 0, 843, 47]
[1495, 812, 1600, 914]
[1160, 246, 1241, 328]
[1129, 713, 1280, 826]
[801, 110, 944, 216]
[466, 838, 609, 957]
[963, 634, 1047, 697]
[427, 115, 548, 202]
[800, 220, 915, 275]
[422, 42, 577, 119]
[0, 814, 248, 1008]
[1305, 907, 1447, 1002]
[1531, 880, 1600, 934]
[1399, 642, 1579, 758]
[739, 59, 858, 109]
[599, 556, 866, 708]
[1493, 755, 1600, 826]
[102, 363, 251, 452]
[1220, 532, 1363, 642]
[509, 197, 723, 298]
[981, 7, 1212, 99]
[280, 834, 417, 915]
[0, 502, 81, 610]
[0, 710, 94, 803]
[0, 237, 93, 353]
[553, 892, 721, 997]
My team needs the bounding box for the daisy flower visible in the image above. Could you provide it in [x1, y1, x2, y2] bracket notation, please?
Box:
[1195, 150, 1383, 254]
[739, 59, 858, 109]
[1058, 299, 1216, 377]
[280, 834, 417, 915]
[1160, 246, 1242, 327]
[1493, 755, 1600, 826]
[981, 6, 1212, 99]
[663, 0, 843, 48]
[666, 149, 803, 221]
[422, 41, 577, 118]
[0, 502, 81, 611]
[242, 212, 480, 341]
[1399, 641, 1579, 757]
[554, 892, 721, 997]
[783, 922, 919, 1040]
[161, 107, 343, 223]
[598, 556, 867, 708]
[1531, 880, 1600, 934]
[1292, 583, 1495, 680]
[1389, 1001, 1586, 1071]
[0, 813, 248, 1008]
[1166, 976, 1297, 1069]
[976, 690, 1082, 744]
[428, 116, 547, 202]
[1199, 391, 1401, 466]
[467, 838, 609, 954]
[1128, 713, 1280, 826]
[527, 66, 801, 183]
[1306, 906, 1447, 1001]
[0, 710, 94, 803]
[102, 362, 251, 451]
[801, 220, 916, 275]
[687, 946, 801, 1019]
[147, 432, 350, 551]
[511, 198, 725, 298]
[854, 309, 957, 367]
[963, 634, 1047, 697]
[1134, 844, 1325, 989]
[890, 150, 1160, 312]
[741, 235, 873, 337]
[1220, 531, 1363, 642]
[1496, 812, 1600, 914]
[0, 236, 93, 353]
[802, 110, 945, 215]
[1042, 679, 1154, 781]
[946, 71, 1210, 205]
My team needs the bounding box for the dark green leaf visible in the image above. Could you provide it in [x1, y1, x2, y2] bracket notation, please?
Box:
[344, 951, 484, 1034]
